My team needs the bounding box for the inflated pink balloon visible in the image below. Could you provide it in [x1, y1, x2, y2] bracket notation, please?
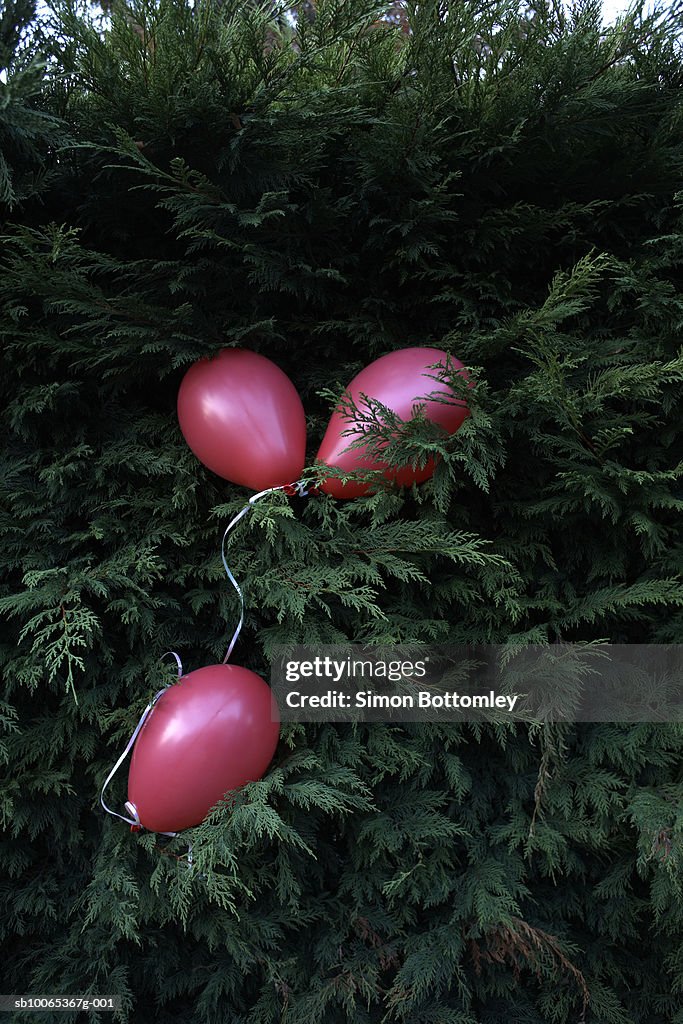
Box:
[317, 347, 471, 498]
[127, 664, 280, 833]
[177, 349, 306, 490]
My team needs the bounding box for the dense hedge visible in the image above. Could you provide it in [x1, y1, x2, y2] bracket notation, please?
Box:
[1, 2, 682, 1021]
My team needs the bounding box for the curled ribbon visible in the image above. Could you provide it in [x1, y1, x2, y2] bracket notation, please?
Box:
[221, 478, 313, 663]
[99, 685, 175, 834]
[100, 478, 314, 843]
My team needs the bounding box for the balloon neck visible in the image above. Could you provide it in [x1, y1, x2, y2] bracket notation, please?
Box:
[125, 801, 141, 826]
[282, 479, 319, 498]
[124, 800, 180, 839]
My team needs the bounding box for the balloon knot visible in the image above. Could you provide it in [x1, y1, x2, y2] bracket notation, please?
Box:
[284, 480, 319, 498]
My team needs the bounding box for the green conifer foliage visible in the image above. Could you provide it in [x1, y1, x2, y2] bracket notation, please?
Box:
[0, 0, 66, 209]
[1, 1, 682, 1021]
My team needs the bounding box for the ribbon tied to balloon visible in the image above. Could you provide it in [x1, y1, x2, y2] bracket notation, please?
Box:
[101, 349, 306, 837]
[100, 657, 280, 837]
[101, 344, 472, 840]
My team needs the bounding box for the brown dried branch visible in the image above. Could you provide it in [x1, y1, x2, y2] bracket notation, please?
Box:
[469, 916, 589, 1020]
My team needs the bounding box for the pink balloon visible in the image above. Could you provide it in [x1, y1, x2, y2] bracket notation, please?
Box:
[127, 664, 280, 833]
[177, 349, 306, 490]
[316, 347, 471, 498]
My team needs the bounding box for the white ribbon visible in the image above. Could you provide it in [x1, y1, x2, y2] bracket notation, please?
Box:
[100, 651, 183, 834]
[221, 479, 311, 663]
[99, 478, 312, 842]
[99, 686, 172, 830]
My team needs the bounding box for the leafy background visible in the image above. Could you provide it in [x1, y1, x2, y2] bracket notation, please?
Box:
[1, 1, 682, 1021]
